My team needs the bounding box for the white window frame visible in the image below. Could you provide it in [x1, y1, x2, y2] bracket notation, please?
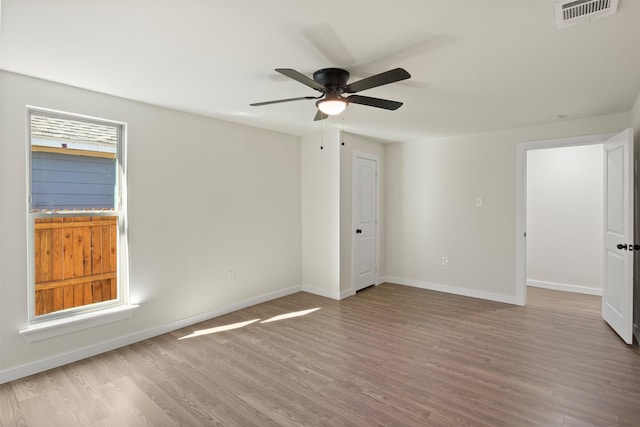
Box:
[23, 107, 133, 335]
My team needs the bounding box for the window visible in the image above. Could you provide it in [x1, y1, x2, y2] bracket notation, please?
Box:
[28, 108, 127, 322]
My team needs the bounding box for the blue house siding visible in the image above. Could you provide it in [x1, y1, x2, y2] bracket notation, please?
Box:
[32, 152, 116, 210]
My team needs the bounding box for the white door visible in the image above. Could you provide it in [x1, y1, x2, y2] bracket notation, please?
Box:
[354, 154, 377, 291]
[602, 128, 634, 344]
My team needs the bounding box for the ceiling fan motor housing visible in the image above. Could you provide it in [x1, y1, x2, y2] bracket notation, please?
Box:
[313, 68, 350, 95]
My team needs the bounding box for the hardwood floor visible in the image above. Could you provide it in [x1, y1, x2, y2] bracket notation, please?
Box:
[1, 284, 639, 426]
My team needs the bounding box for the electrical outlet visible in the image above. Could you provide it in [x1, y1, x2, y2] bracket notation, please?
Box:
[441, 256, 449, 266]
[227, 270, 235, 280]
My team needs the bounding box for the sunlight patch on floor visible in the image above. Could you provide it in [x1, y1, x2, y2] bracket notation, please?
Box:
[178, 319, 260, 340]
[260, 307, 321, 324]
[177, 307, 322, 340]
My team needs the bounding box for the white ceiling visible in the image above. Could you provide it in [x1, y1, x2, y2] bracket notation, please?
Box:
[2, 0, 639, 142]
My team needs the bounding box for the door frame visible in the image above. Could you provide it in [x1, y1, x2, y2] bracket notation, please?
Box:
[352, 150, 380, 293]
[515, 132, 614, 306]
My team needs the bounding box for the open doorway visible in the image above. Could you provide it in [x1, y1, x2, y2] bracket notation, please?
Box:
[515, 132, 615, 306]
[526, 144, 603, 296]
[516, 130, 635, 344]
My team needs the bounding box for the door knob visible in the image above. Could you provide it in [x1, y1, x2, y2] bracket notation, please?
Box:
[356, 229, 362, 234]
[617, 243, 640, 250]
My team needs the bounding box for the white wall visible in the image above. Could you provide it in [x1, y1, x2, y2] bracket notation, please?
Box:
[300, 130, 385, 300]
[384, 112, 630, 303]
[526, 145, 603, 294]
[339, 132, 385, 297]
[301, 129, 341, 299]
[0, 71, 302, 381]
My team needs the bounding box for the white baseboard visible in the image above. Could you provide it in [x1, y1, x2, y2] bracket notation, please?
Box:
[301, 284, 340, 300]
[340, 277, 384, 300]
[0, 284, 301, 385]
[384, 276, 518, 305]
[527, 279, 602, 296]
[340, 289, 355, 300]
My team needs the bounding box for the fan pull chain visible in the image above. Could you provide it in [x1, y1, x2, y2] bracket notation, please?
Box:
[320, 117, 324, 150]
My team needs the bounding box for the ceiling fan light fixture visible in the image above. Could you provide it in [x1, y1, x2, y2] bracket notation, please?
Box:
[316, 98, 347, 116]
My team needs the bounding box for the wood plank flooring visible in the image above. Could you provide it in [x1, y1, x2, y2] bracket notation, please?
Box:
[1, 284, 639, 426]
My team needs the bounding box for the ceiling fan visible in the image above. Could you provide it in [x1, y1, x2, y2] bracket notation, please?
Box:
[250, 67, 411, 121]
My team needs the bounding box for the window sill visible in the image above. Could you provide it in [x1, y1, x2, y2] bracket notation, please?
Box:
[19, 304, 139, 343]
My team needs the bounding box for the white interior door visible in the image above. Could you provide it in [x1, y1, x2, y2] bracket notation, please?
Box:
[602, 128, 634, 344]
[354, 154, 377, 291]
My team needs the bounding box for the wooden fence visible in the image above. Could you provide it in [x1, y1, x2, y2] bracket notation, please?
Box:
[34, 215, 117, 316]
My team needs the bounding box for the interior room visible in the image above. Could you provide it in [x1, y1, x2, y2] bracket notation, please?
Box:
[526, 144, 604, 296]
[2, 1, 640, 425]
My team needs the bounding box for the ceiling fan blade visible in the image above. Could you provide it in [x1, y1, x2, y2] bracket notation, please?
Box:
[301, 23, 356, 67]
[276, 68, 326, 92]
[250, 96, 316, 107]
[347, 95, 403, 110]
[355, 34, 456, 72]
[345, 68, 411, 93]
[313, 110, 329, 121]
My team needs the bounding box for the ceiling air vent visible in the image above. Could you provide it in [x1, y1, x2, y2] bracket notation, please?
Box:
[555, 0, 618, 29]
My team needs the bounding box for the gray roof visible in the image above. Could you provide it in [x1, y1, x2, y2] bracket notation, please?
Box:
[31, 115, 118, 145]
